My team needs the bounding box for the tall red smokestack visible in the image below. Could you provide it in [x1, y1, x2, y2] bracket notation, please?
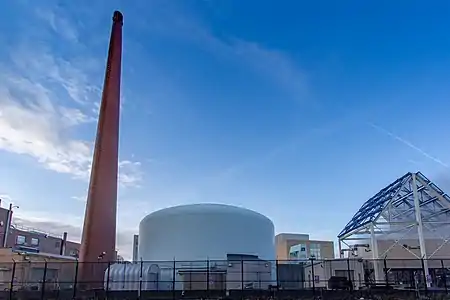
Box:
[78, 10, 123, 287]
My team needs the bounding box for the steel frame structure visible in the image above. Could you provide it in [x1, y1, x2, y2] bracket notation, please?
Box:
[338, 172, 450, 285]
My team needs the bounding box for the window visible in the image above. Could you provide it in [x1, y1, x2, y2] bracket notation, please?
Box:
[289, 243, 307, 260]
[31, 238, 39, 246]
[309, 243, 321, 259]
[55, 241, 61, 248]
[16, 235, 25, 245]
[69, 249, 79, 258]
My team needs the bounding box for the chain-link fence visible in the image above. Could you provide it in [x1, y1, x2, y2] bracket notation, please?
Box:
[0, 258, 448, 299]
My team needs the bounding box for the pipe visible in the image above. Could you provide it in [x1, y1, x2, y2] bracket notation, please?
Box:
[60, 232, 67, 255]
[3, 204, 12, 248]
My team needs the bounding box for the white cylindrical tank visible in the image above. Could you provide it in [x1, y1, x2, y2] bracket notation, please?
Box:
[138, 203, 275, 262]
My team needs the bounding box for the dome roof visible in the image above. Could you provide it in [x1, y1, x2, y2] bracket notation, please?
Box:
[141, 203, 272, 224]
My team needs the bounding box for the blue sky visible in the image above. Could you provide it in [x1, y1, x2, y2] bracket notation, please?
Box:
[1, 0, 450, 258]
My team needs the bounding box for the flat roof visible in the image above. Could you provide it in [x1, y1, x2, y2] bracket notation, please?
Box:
[12, 249, 77, 261]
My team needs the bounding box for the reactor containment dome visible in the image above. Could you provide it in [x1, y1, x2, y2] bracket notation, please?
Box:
[138, 203, 275, 262]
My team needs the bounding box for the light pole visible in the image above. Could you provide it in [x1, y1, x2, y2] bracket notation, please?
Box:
[3, 204, 19, 247]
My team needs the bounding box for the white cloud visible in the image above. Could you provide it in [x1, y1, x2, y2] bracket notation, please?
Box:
[71, 195, 86, 202]
[119, 161, 144, 188]
[0, 43, 142, 187]
[9, 44, 101, 107]
[59, 106, 97, 127]
[0, 79, 91, 178]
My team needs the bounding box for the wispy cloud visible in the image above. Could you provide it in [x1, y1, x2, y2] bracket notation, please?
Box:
[119, 161, 144, 188]
[143, 5, 307, 101]
[197, 34, 307, 100]
[71, 195, 86, 202]
[368, 122, 449, 168]
[223, 38, 308, 100]
[0, 65, 142, 187]
[9, 44, 101, 108]
[35, 7, 79, 42]
[0, 9, 142, 188]
[59, 106, 97, 126]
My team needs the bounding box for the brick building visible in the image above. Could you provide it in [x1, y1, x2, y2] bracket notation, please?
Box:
[0, 204, 80, 258]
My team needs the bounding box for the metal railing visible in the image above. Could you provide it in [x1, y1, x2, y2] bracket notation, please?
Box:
[0, 258, 448, 299]
[10, 223, 61, 239]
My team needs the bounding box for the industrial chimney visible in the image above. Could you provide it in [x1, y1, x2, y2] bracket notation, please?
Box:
[78, 10, 123, 288]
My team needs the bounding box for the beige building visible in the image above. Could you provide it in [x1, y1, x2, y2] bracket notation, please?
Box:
[0, 248, 77, 290]
[276, 233, 335, 262]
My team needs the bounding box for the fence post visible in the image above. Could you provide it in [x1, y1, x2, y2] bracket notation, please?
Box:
[275, 259, 279, 290]
[311, 258, 316, 295]
[139, 259, 143, 298]
[383, 259, 389, 286]
[73, 260, 79, 300]
[9, 260, 16, 300]
[206, 259, 209, 293]
[40, 260, 47, 300]
[188, 261, 191, 291]
[241, 259, 244, 290]
[421, 258, 428, 295]
[122, 261, 126, 290]
[347, 258, 353, 292]
[172, 259, 176, 299]
[105, 261, 111, 295]
[441, 259, 448, 294]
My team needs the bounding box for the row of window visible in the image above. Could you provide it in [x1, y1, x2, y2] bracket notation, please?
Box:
[14, 234, 79, 257]
[16, 235, 65, 249]
[16, 235, 39, 246]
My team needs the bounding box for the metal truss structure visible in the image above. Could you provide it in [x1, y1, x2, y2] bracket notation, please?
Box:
[337, 171, 450, 284]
